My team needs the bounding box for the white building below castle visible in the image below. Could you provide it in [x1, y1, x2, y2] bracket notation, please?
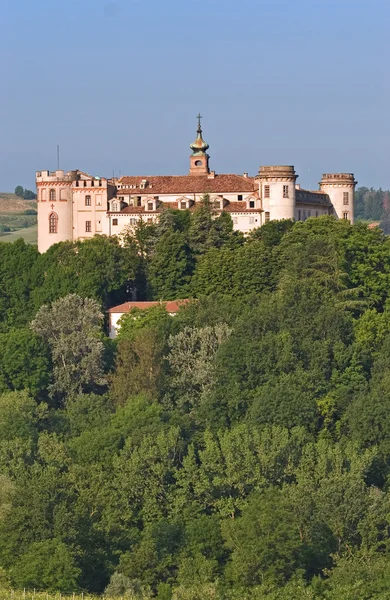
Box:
[36, 116, 357, 253]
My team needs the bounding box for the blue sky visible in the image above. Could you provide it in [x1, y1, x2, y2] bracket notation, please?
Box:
[1, 0, 389, 191]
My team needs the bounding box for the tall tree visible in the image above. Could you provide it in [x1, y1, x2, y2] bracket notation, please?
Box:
[31, 294, 106, 401]
[148, 231, 194, 300]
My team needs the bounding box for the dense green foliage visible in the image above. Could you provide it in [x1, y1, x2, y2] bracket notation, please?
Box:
[354, 186, 390, 228]
[14, 186, 37, 200]
[2, 208, 390, 598]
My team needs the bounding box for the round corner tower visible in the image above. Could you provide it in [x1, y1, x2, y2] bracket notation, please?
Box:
[36, 169, 78, 253]
[319, 173, 357, 224]
[257, 166, 297, 221]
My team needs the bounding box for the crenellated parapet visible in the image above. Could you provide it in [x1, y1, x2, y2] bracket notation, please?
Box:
[36, 170, 79, 183]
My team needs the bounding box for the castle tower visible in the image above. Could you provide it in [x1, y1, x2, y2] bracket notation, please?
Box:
[36, 170, 78, 253]
[189, 113, 210, 175]
[319, 173, 357, 224]
[257, 166, 297, 222]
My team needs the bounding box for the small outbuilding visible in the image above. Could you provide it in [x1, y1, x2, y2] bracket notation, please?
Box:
[107, 299, 189, 338]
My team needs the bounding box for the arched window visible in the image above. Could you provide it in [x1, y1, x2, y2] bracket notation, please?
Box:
[49, 212, 58, 234]
[194, 160, 202, 166]
[49, 189, 56, 201]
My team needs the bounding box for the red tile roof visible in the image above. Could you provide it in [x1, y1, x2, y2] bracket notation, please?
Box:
[117, 174, 256, 194]
[108, 299, 190, 314]
[223, 202, 261, 213]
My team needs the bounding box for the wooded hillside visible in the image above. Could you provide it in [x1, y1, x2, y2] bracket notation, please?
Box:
[1, 206, 390, 598]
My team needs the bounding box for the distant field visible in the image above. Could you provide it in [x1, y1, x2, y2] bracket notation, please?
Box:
[0, 193, 37, 243]
[0, 193, 37, 212]
[0, 224, 37, 244]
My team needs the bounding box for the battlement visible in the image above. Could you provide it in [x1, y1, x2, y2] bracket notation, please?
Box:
[321, 173, 357, 184]
[36, 170, 79, 183]
[73, 177, 107, 189]
[257, 165, 298, 180]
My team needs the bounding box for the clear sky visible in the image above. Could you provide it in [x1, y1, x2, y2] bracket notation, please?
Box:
[1, 0, 389, 191]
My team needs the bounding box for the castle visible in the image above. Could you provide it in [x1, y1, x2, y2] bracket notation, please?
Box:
[36, 116, 357, 253]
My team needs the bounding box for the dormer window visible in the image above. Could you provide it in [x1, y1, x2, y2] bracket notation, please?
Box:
[249, 200, 255, 208]
[112, 202, 118, 212]
[140, 179, 148, 190]
[147, 202, 154, 211]
[180, 201, 187, 210]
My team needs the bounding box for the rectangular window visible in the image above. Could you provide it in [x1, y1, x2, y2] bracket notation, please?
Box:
[249, 200, 255, 208]
[264, 185, 270, 198]
[343, 192, 349, 205]
[85, 195, 91, 206]
[265, 211, 270, 222]
[316, 211, 318, 217]
[343, 212, 349, 220]
[147, 202, 154, 211]
[249, 217, 255, 225]
[308, 210, 311, 217]
[129, 218, 137, 225]
[237, 194, 243, 201]
[283, 185, 289, 198]
[147, 217, 153, 223]
[85, 221, 91, 232]
[112, 218, 118, 226]
[180, 201, 187, 209]
[136, 196, 142, 207]
[298, 210, 301, 221]
[303, 210, 306, 220]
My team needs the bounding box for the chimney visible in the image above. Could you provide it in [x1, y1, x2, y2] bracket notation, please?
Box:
[243, 172, 248, 178]
[208, 170, 216, 179]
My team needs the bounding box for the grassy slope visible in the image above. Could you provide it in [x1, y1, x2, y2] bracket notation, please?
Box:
[0, 193, 37, 244]
[0, 225, 38, 244]
[0, 193, 37, 212]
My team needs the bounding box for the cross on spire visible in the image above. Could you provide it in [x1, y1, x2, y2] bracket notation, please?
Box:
[196, 113, 202, 131]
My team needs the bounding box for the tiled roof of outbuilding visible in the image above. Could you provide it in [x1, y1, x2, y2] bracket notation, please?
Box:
[108, 299, 189, 314]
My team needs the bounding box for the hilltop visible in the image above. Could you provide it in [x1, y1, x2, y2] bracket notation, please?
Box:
[0, 193, 37, 212]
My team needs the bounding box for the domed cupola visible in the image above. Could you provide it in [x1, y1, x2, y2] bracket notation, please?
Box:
[189, 113, 210, 175]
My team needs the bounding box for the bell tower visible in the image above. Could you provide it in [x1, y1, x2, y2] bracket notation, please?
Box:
[189, 113, 210, 175]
